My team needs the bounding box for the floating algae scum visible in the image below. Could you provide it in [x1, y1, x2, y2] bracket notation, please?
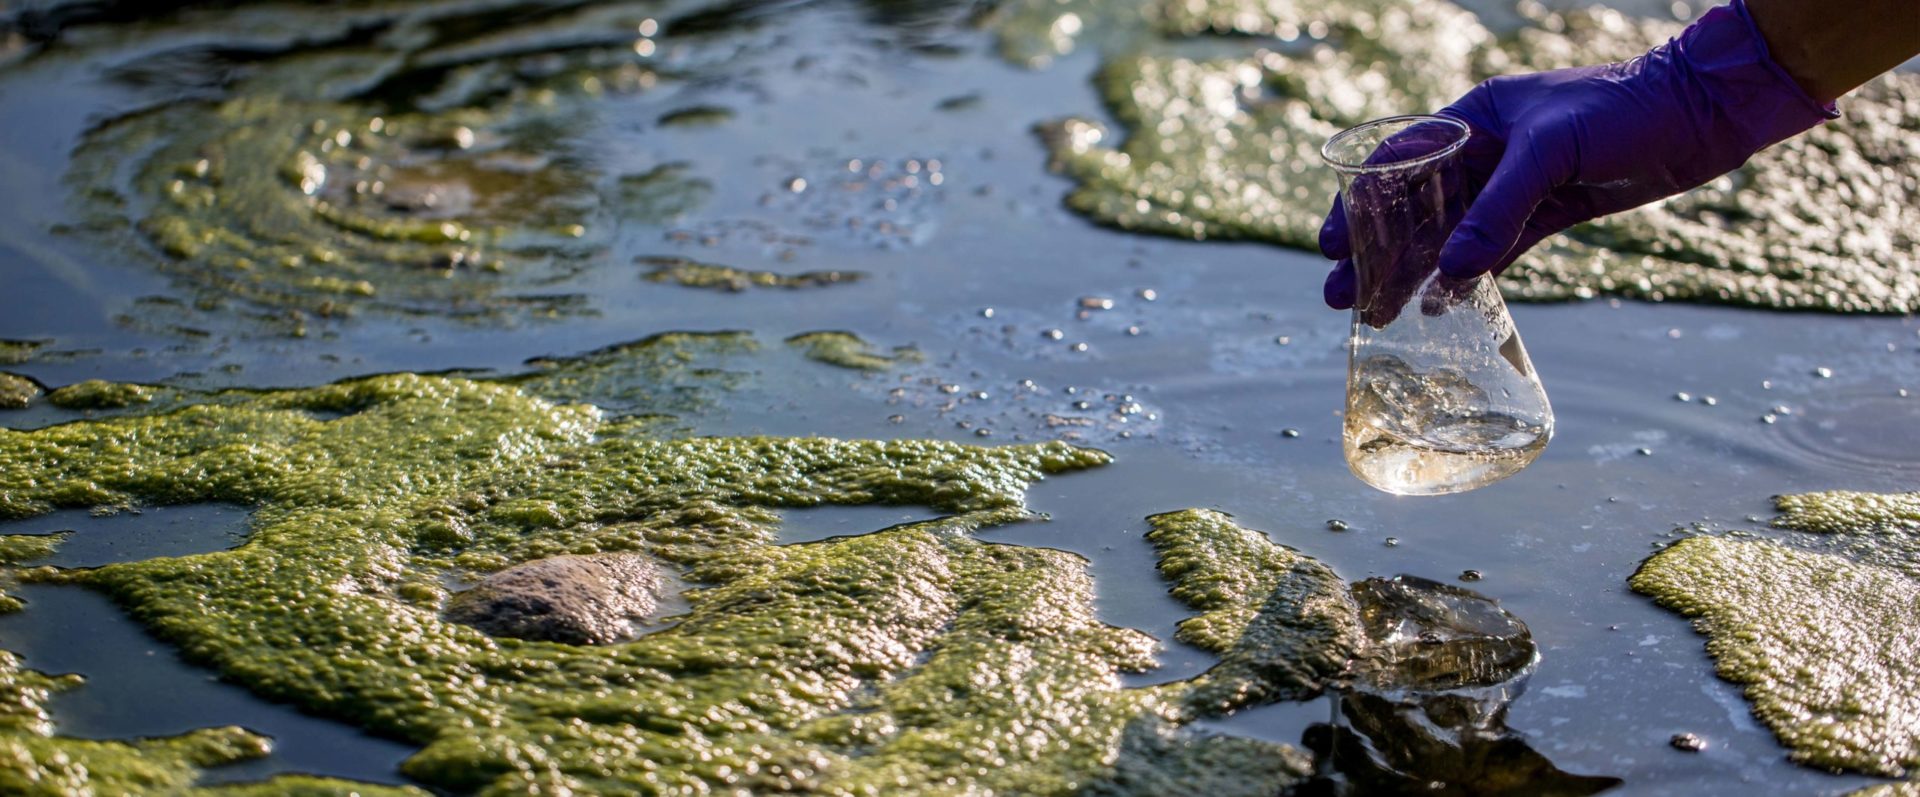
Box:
[1, 0, 1919, 794]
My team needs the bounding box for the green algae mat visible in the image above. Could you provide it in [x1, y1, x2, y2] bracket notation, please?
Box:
[0, 336, 1385, 795]
[1034, 0, 1920, 312]
[5, 0, 1920, 794]
[1634, 491, 1920, 781]
[40, 0, 1920, 328]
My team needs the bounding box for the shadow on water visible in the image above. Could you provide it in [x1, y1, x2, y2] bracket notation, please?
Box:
[0, 505, 419, 787]
[773, 504, 945, 544]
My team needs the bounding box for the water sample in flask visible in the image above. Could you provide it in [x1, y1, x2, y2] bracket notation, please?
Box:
[1321, 115, 1553, 496]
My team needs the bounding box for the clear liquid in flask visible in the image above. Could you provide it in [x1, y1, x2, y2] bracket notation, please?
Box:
[1344, 354, 1549, 495]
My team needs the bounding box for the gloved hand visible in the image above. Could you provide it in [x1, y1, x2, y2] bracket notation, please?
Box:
[1320, 0, 1837, 314]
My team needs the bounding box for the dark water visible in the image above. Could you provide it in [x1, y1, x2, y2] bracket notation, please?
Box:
[2, 1, 1916, 794]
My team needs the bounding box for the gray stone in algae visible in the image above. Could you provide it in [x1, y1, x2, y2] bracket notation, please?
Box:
[445, 553, 664, 644]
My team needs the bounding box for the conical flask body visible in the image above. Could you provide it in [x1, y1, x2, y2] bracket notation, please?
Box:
[1323, 116, 1553, 495]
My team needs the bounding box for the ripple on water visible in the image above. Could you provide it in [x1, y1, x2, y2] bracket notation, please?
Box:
[1769, 389, 1920, 479]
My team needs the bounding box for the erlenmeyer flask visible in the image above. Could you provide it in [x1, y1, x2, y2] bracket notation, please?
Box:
[1321, 115, 1552, 496]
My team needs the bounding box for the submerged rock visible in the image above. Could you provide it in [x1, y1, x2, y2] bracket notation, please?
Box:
[0, 374, 38, 410]
[0, 334, 1332, 795]
[1316, 575, 1615, 796]
[444, 553, 665, 644]
[1349, 575, 1536, 692]
[1632, 490, 1920, 777]
[53, 1, 729, 327]
[1144, 510, 1617, 793]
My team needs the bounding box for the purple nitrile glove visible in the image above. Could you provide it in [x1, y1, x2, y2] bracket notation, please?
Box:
[1320, 0, 1838, 312]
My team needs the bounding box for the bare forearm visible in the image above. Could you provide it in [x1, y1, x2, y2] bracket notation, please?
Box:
[1746, 0, 1920, 103]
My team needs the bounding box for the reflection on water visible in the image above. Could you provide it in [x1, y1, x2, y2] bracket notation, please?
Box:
[0, 505, 419, 786]
[1297, 576, 1620, 796]
[0, 0, 1915, 794]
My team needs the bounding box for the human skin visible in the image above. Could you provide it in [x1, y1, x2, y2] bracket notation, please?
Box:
[1747, 0, 1920, 104]
[1321, 0, 1920, 309]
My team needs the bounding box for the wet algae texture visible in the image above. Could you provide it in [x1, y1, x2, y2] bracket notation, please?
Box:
[0, 373, 38, 410]
[1039, 0, 1920, 312]
[639, 256, 864, 292]
[1633, 491, 1920, 779]
[786, 331, 924, 371]
[57, 1, 718, 325]
[0, 644, 420, 795]
[0, 341, 1376, 795]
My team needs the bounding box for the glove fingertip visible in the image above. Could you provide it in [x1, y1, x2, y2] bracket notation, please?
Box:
[1324, 259, 1356, 310]
[1318, 198, 1350, 260]
[1436, 227, 1500, 280]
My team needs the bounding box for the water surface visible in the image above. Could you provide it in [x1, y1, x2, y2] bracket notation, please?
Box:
[2, 1, 1916, 793]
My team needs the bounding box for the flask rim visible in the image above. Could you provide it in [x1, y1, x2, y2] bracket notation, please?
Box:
[1320, 115, 1471, 174]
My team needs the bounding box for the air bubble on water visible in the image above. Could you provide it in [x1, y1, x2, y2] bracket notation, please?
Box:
[938, 384, 959, 394]
[968, 391, 989, 400]
[1666, 328, 1683, 339]
[1137, 289, 1157, 301]
[1699, 396, 1717, 406]
[1760, 414, 1777, 424]
[1275, 336, 1291, 346]
[1079, 297, 1113, 310]
[974, 428, 992, 437]
[979, 307, 994, 318]
[1069, 342, 1088, 353]
[1384, 537, 1399, 547]
[1460, 569, 1483, 582]
[1281, 428, 1300, 438]
[1636, 447, 1653, 456]
[1771, 405, 1792, 415]
[1041, 329, 1064, 340]
[887, 415, 905, 424]
[1674, 392, 1691, 402]
[786, 177, 808, 193]
[1125, 325, 1142, 336]
[1670, 733, 1706, 752]
[1812, 367, 1833, 378]
[1327, 519, 1349, 532]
